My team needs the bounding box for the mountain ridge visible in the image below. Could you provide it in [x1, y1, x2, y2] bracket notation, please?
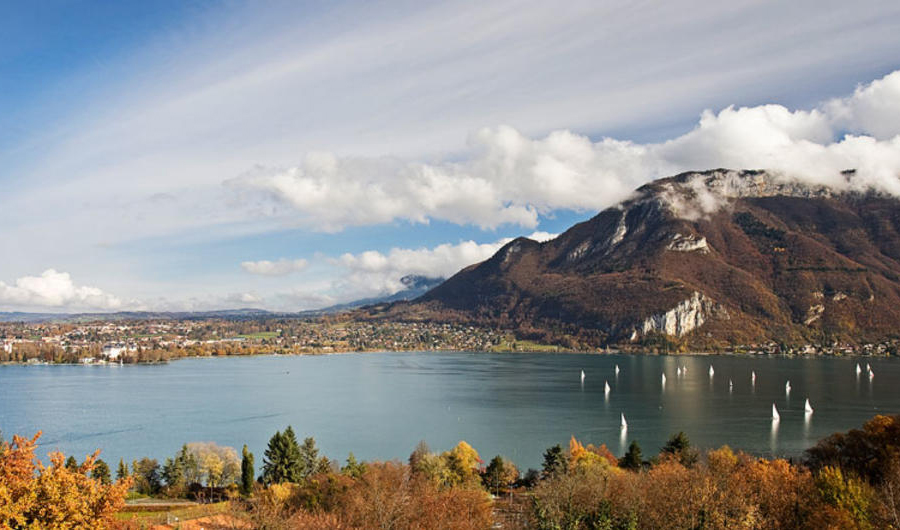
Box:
[360, 169, 900, 350]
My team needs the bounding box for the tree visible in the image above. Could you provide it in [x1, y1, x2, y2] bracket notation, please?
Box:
[116, 458, 129, 481]
[620, 440, 643, 471]
[92, 459, 111, 485]
[342, 453, 365, 479]
[185, 442, 240, 488]
[131, 458, 161, 495]
[262, 426, 303, 484]
[409, 440, 430, 471]
[241, 445, 255, 496]
[161, 457, 184, 491]
[0, 431, 130, 529]
[661, 431, 698, 467]
[542, 444, 567, 478]
[300, 437, 323, 477]
[65, 456, 79, 472]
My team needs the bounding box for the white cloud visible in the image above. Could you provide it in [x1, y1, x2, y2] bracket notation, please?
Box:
[231, 69, 900, 231]
[332, 231, 556, 298]
[241, 258, 308, 276]
[0, 269, 124, 311]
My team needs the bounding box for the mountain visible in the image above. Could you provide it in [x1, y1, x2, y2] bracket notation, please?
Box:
[315, 275, 445, 314]
[362, 169, 900, 349]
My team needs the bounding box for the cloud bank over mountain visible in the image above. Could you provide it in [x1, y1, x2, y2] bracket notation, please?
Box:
[232, 71, 900, 232]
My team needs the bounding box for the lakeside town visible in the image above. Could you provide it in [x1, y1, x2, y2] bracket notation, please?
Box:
[2, 316, 898, 365]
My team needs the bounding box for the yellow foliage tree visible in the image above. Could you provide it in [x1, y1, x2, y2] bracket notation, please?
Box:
[0, 431, 131, 529]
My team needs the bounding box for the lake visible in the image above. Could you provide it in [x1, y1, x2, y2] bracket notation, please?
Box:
[1, 352, 897, 470]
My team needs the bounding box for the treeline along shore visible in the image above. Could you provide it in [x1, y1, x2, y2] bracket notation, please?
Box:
[3, 414, 900, 528]
[2, 316, 899, 366]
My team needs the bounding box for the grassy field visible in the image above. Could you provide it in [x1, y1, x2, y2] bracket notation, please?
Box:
[491, 338, 561, 352]
[236, 331, 279, 339]
[116, 501, 229, 526]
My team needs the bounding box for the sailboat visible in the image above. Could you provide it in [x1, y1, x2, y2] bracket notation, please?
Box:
[615, 365, 620, 376]
[709, 365, 715, 377]
[620, 413, 628, 428]
[580, 369, 585, 383]
[856, 363, 862, 375]
[867, 362, 872, 372]
[751, 370, 756, 384]
[661, 372, 667, 385]
[805, 398, 814, 414]
[676, 366, 682, 376]
[604, 381, 611, 395]
[772, 403, 780, 421]
[785, 380, 791, 393]
[729, 379, 733, 390]
[869, 368, 875, 380]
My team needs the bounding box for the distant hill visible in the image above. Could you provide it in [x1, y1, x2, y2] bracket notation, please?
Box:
[361, 169, 900, 349]
[315, 275, 444, 314]
[0, 308, 275, 324]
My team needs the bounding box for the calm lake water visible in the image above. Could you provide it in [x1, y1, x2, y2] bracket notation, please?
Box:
[1, 353, 897, 470]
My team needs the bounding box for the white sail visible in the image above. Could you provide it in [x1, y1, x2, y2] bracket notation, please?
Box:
[621, 413, 627, 428]
[615, 365, 620, 375]
[729, 379, 733, 389]
[805, 398, 813, 413]
[709, 365, 715, 377]
[867, 362, 871, 371]
[604, 381, 611, 394]
[751, 370, 756, 384]
[772, 403, 780, 421]
[785, 380, 791, 393]
[661, 373, 667, 385]
[856, 363, 862, 375]
[580, 369, 585, 382]
[677, 367, 682, 376]
[869, 369, 875, 380]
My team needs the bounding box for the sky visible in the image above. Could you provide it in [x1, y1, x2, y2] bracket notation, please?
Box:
[1, 0, 900, 313]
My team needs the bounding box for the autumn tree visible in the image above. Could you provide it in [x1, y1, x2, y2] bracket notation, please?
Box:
[620, 440, 643, 471]
[0, 432, 130, 529]
[661, 431, 699, 467]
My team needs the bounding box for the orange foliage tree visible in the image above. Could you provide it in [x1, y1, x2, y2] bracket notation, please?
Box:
[0, 432, 131, 529]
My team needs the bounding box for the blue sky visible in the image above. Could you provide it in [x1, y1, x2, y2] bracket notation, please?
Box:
[1, 0, 900, 312]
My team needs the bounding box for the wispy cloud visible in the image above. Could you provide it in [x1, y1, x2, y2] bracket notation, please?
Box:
[241, 258, 308, 276]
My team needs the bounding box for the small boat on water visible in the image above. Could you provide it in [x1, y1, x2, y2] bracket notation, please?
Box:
[604, 381, 611, 394]
[729, 379, 733, 390]
[772, 403, 780, 421]
[709, 365, 715, 377]
[661, 373, 667, 385]
[856, 363, 862, 375]
[621, 413, 627, 428]
[580, 369, 585, 383]
[869, 368, 875, 380]
[805, 398, 814, 414]
[785, 380, 791, 393]
[615, 365, 620, 376]
[677, 366, 682, 376]
[751, 370, 756, 384]
[867, 362, 872, 372]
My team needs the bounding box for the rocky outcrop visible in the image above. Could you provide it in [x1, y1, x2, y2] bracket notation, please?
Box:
[667, 234, 710, 253]
[637, 291, 720, 337]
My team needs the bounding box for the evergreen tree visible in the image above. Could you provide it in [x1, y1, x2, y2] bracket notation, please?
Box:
[262, 426, 303, 484]
[161, 457, 184, 489]
[662, 431, 698, 467]
[541, 444, 567, 478]
[65, 455, 79, 471]
[342, 452, 366, 478]
[116, 458, 129, 481]
[620, 440, 643, 470]
[92, 458, 112, 485]
[241, 445, 255, 496]
[299, 436, 321, 477]
[484, 455, 507, 495]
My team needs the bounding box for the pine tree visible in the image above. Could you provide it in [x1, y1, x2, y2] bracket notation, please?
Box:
[240, 445, 255, 496]
[65, 455, 78, 471]
[299, 436, 320, 477]
[541, 444, 567, 478]
[620, 440, 643, 470]
[262, 426, 303, 484]
[116, 458, 129, 481]
[92, 458, 112, 484]
[342, 452, 365, 478]
[484, 455, 507, 495]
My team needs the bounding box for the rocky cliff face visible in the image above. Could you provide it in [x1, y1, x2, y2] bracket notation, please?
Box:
[363, 169, 900, 348]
